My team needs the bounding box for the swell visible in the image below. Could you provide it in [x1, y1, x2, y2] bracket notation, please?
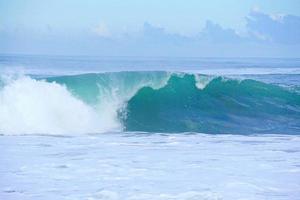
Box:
[0, 71, 299, 135]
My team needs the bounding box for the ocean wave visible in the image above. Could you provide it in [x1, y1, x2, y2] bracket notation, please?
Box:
[0, 71, 299, 135]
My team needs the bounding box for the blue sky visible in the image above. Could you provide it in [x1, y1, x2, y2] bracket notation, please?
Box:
[0, 0, 300, 57]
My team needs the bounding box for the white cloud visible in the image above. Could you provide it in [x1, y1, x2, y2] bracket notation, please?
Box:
[246, 11, 300, 44]
[92, 23, 110, 37]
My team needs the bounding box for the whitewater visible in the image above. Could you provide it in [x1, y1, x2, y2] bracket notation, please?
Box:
[1, 55, 300, 200]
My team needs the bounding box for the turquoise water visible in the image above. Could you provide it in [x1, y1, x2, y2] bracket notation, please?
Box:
[1, 55, 300, 199]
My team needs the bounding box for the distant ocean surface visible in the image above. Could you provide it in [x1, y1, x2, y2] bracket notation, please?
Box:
[1, 55, 300, 199]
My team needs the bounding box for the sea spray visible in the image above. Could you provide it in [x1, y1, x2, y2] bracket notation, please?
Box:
[0, 76, 118, 134]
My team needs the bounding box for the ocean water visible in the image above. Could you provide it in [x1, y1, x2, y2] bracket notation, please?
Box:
[0, 55, 300, 200]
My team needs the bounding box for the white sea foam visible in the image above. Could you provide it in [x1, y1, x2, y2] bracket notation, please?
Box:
[1, 133, 300, 199]
[0, 76, 120, 135]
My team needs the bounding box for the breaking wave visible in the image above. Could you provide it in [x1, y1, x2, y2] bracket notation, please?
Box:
[0, 71, 299, 135]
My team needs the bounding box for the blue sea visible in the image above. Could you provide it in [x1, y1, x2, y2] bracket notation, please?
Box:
[1, 55, 300, 199]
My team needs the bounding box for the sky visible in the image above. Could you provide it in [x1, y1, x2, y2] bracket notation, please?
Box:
[0, 0, 300, 57]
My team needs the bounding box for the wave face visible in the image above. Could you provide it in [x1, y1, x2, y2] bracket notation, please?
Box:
[123, 74, 300, 134]
[0, 72, 300, 135]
